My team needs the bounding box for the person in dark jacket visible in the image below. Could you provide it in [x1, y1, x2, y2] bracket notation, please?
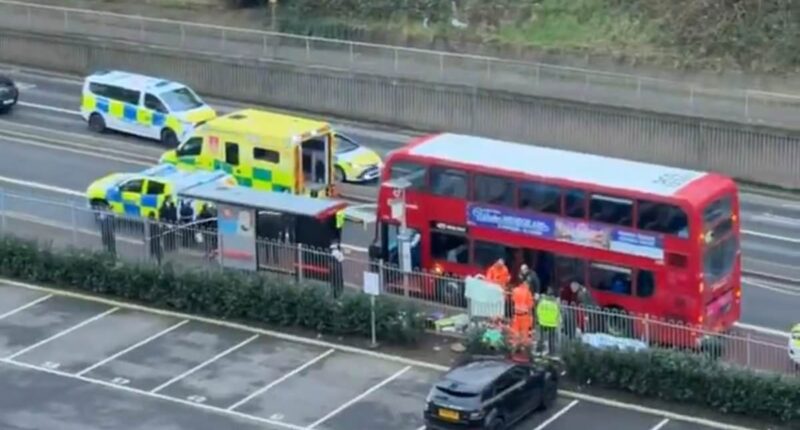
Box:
[159, 197, 178, 252]
[519, 264, 541, 294]
[179, 199, 194, 248]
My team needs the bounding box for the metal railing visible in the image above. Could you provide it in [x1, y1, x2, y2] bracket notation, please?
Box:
[2, 0, 800, 128]
[0, 189, 796, 377]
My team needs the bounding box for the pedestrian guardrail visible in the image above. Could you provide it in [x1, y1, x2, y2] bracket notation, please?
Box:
[2, 0, 800, 128]
[0, 189, 796, 377]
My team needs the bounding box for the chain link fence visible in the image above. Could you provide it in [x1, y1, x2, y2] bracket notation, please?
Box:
[0, 189, 796, 376]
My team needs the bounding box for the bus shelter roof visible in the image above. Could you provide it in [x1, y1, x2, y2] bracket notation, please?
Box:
[179, 181, 348, 219]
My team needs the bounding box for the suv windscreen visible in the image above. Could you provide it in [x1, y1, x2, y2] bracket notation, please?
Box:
[160, 87, 203, 112]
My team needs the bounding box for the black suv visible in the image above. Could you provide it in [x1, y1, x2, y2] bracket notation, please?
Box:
[423, 356, 559, 430]
[0, 75, 19, 113]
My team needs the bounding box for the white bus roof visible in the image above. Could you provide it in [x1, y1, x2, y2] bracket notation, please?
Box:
[85, 70, 184, 94]
[408, 133, 707, 197]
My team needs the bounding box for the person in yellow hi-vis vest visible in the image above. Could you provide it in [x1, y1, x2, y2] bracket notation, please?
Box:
[334, 209, 345, 243]
[536, 287, 561, 356]
[789, 323, 800, 367]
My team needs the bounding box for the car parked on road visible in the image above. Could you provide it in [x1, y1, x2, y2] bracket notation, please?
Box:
[423, 356, 559, 430]
[0, 74, 19, 113]
[333, 132, 383, 183]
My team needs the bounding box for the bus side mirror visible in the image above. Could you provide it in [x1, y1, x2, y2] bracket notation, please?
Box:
[368, 242, 382, 260]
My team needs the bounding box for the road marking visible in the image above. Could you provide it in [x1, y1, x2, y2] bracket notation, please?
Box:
[0, 357, 306, 430]
[0, 294, 52, 320]
[0, 174, 83, 196]
[14, 82, 36, 91]
[307, 365, 412, 429]
[752, 213, 800, 227]
[0, 130, 151, 166]
[742, 229, 800, 244]
[227, 348, 335, 411]
[744, 278, 800, 298]
[650, 418, 670, 430]
[734, 322, 790, 338]
[151, 334, 259, 394]
[17, 100, 78, 115]
[532, 399, 579, 430]
[5, 307, 119, 360]
[76, 319, 190, 376]
[0, 278, 762, 430]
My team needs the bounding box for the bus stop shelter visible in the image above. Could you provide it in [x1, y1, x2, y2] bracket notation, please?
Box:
[179, 181, 348, 279]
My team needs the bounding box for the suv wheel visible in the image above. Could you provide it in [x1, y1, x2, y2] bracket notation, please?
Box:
[540, 372, 558, 410]
[88, 113, 106, 133]
[487, 417, 505, 430]
[161, 128, 178, 147]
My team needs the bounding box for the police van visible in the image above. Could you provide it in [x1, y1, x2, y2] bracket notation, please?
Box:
[80, 70, 217, 146]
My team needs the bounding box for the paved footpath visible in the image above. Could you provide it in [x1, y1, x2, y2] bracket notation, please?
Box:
[0, 280, 766, 430]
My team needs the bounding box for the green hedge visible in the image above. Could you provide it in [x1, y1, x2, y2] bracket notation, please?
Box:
[465, 327, 800, 424]
[0, 236, 426, 345]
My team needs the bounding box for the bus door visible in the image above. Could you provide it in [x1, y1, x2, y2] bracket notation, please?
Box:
[301, 134, 332, 197]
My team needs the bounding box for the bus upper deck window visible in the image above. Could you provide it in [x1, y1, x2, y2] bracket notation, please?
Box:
[589, 194, 633, 226]
[637, 200, 688, 237]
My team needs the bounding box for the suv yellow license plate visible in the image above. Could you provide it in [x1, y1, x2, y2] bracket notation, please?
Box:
[438, 408, 459, 420]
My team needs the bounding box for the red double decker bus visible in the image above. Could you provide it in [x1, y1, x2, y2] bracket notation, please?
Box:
[371, 133, 741, 343]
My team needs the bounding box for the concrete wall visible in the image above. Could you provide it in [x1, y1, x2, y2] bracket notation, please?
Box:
[1, 29, 799, 189]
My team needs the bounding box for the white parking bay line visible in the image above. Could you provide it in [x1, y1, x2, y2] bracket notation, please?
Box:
[532, 399, 579, 430]
[5, 307, 119, 360]
[0, 294, 53, 321]
[227, 348, 336, 411]
[0, 358, 305, 430]
[150, 334, 260, 394]
[650, 418, 670, 430]
[307, 365, 412, 429]
[76, 319, 190, 377]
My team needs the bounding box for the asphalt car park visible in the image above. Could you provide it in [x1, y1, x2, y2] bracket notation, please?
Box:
[0, 281, 746, 430]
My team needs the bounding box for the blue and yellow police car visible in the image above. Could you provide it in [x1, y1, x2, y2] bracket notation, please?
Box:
[80, 70, 217, 147]
[86, 164, 228, 219]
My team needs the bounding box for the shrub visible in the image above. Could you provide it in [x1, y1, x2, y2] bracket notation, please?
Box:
[0, 236, 426, 345]
[464, 325, 800, 424]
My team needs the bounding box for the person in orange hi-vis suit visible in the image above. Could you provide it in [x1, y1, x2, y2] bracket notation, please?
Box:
[485, 258, 511, 287]
[511, 282, 535, 342]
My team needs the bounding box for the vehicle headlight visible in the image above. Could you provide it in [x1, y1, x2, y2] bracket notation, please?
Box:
[469, 411, 484, 420]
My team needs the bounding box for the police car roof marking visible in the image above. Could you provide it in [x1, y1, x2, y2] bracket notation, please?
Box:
[136, 164, 228, 192]
[179, 181, 347, 217]
[87, 70, 184, 94]
[408, 133, 708, 197]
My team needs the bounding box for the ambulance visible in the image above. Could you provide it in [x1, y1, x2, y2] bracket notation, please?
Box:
[81, 70, 217, 146]
[160, 109, 336, 198]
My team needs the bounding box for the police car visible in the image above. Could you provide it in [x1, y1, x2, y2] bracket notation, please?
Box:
[80, 70, 217, 147]
[333, 132, 383, 183]
[86, 164, 228, 219]
[0, 74, 18, 114]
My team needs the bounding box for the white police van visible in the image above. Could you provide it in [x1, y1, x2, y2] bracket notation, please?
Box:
[80, 70, 217, 146]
